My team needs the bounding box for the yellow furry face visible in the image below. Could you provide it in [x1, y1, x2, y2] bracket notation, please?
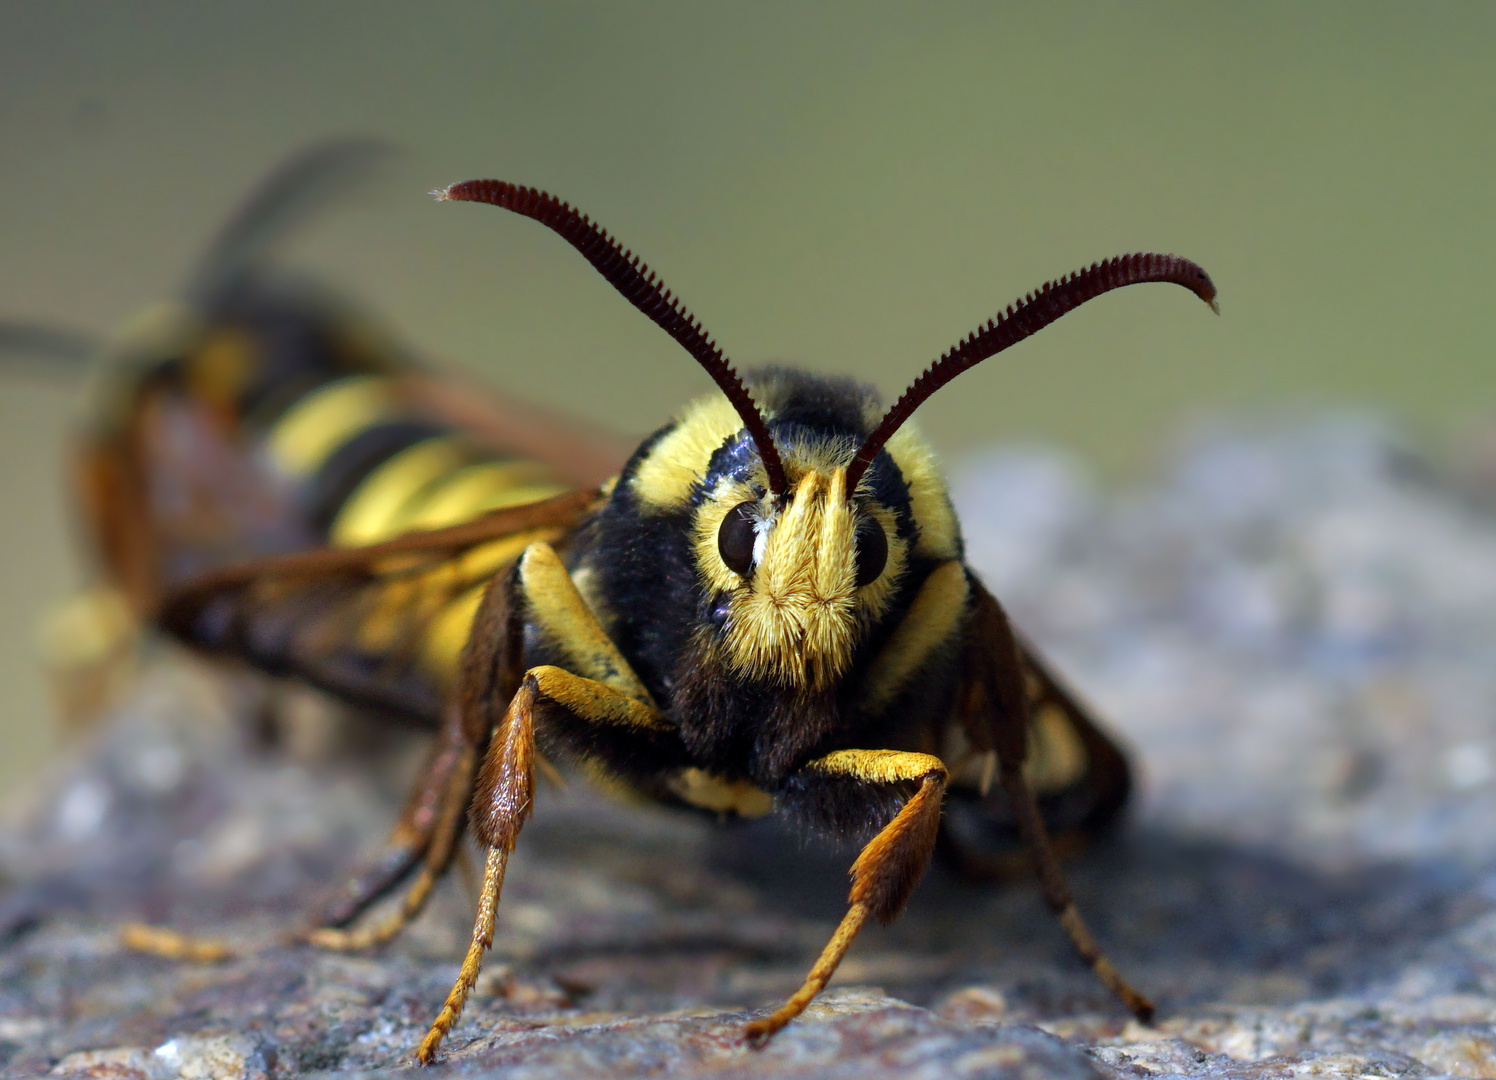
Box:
[693, 464, 909, 689]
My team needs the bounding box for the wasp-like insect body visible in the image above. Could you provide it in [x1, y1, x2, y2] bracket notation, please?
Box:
[18, 142, 624, 733]
[155, 177, 1217, 1062]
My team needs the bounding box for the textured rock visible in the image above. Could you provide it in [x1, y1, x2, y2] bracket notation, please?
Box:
[4, 414, 1496, 1078]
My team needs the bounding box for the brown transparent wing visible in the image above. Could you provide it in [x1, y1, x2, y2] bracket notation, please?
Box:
[158, 488, 602, 726]
[398, 372, 633, 491]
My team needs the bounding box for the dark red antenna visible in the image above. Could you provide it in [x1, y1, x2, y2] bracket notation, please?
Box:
[844, 253, 1218, 494]
[437, 180, 788, 497]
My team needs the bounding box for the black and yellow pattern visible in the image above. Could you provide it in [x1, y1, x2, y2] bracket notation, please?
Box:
[155, 352, 579, 717]
[120, 172, 1216, 1063]
[262, 369, 568, 685]
[60, 144, 601, 726]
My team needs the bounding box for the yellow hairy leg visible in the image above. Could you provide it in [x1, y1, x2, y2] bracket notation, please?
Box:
[415, 665, 669, 1064]
[119, 923, 234, 963]
[744, 749, 948, 1045]
[417, 541, 666, 1063]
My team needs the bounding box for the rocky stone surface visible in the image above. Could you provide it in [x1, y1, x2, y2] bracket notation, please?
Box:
[4, 413, 1496, 1078]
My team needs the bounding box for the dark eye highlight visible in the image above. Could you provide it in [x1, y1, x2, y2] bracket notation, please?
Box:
[853, 514, 887, 587]
[718, 501, 758, 577]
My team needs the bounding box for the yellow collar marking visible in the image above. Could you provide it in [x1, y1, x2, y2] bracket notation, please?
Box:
[631, 395, 742, 512]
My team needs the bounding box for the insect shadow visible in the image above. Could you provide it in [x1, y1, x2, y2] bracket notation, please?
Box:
[513, 790, 1480, 1019]
[0, 730, 1481, 1029]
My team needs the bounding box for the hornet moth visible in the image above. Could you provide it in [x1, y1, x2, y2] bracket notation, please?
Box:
[152, 178, 1218, 1062]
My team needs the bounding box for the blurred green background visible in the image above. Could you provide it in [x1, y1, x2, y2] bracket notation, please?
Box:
[1, 3, 1493, 790]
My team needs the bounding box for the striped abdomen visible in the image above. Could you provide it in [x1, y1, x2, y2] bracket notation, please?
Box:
[249, 370, 572, 689]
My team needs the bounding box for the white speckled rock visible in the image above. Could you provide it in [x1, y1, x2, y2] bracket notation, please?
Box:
[3, 414, 1495, 1078]
[954, 414, 1496, 868]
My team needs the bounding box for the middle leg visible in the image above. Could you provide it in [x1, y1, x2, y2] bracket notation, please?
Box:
[965, 576, 1154, 1022]
[306, 701, 476, 943]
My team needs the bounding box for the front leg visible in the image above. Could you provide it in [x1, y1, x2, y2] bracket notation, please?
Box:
[416, 541, 677, 1064]
[746, 749, 948, 1044]
[416, 665, 675, 1063]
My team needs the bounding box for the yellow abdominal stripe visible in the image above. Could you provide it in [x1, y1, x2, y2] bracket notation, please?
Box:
[265, 377, 570, 687]
[417, 529, 566, 681]
[939, 692, 1090, 797]
[331, 437, 474, 547]
[334, 443, 566, 548]
[349, 525, 571, 687]
[266, 376, 401, 477]
[398, 462, 560, 531]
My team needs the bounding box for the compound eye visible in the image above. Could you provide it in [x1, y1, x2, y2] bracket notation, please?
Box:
[853, 514, 887, 587]
[718, 501, 758, 577]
